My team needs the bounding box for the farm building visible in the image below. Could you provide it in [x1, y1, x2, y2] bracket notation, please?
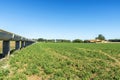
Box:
[89, 39, 108, 43]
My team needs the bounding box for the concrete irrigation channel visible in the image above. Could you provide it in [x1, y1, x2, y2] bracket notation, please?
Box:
[0, 29, 35, 58]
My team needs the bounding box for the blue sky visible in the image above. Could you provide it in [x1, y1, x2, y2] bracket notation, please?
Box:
[0, 0, 120, 40]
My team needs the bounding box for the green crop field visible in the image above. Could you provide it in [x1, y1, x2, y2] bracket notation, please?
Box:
[0, 43, 120, 80]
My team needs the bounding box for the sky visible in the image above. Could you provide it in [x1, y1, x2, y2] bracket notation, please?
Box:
[0, 0, 120, 40]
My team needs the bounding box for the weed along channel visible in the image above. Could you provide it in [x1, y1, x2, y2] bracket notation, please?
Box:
[0, 29, 35, 58]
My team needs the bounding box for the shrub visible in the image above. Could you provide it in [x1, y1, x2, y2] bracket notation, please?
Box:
[72, 39, 83, 43]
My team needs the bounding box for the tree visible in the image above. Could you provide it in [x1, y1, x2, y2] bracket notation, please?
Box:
[56, 39, 71, 43]
[72, 39, 83, 43]
[37, 38, 46, 42]
[109, 39, 120, 42]
[84, 40, 90, 43]
[46, 39, 55, 43]
[95, 34, 105, 40]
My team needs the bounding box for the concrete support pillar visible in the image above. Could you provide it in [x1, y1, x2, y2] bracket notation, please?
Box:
[21, 41, 25, 48]
[24, 41, 34, 47]
[15, 41, 20, 50]
[29, 41, 33, 45]
[25, 41, 28, 47]
[28, 41, 31, 45]
[2, 40, 10, 57]
[25, 41, 33, 47]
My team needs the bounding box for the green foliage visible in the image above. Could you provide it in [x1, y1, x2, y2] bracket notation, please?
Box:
[0, 43, 120, 79]
[96, 34, 105, 40]
[109, 39, 120, 42]
[10, 73, 27, 80]
[25, 64, 39, 75]
[46, 39, 55, 43]
[56, 39, 71, 43]
[37, 38, 46, 42]
[84, 40, 90, 43]
[0, 69, 10, 77]
[72, 39, 83, 43]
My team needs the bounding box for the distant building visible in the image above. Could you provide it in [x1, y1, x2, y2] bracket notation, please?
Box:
[89, 39, 108, 43]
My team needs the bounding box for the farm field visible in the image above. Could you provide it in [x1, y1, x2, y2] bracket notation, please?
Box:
[0, 43, 120, 80]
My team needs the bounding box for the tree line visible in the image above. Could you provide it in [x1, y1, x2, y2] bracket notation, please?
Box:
[37, 38, 84, 43]
[36, 34, 120, 43]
